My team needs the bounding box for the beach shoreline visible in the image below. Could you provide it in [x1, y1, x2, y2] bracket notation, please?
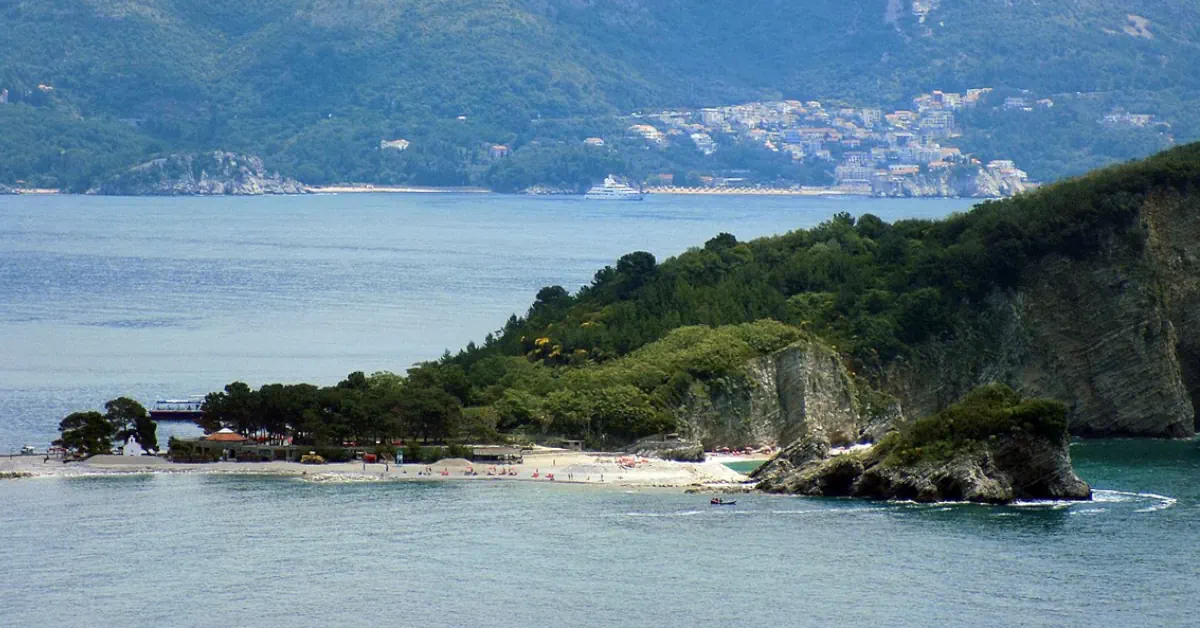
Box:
[643, 186, 854, 197]
[0, 451, 759, 489]
[304, 184, 492, 194]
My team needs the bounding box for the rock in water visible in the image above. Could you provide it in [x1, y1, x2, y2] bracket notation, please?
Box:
[89, 152, 307, 195]
[755, 384, 1091, 504]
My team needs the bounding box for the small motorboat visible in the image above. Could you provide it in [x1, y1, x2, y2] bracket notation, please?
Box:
[710, 498, 736, 506]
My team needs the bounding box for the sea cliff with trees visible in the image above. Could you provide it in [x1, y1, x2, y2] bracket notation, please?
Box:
[48, 142, 1200, 502]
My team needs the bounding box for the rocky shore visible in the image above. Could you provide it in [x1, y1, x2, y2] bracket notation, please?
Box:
[88, 151, 307, 196]
[751, 384, 1091, 504]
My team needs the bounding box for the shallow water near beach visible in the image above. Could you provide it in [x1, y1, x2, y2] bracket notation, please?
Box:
[0, 439, 1197, 628]
[2, 193, 1198, 626]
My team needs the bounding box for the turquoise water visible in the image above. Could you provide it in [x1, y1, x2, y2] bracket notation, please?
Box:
[721, 460, 765, 474]
[0, 439, 1196, 627]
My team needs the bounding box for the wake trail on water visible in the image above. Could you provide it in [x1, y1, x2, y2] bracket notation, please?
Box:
[1091, 489, 1177, 513]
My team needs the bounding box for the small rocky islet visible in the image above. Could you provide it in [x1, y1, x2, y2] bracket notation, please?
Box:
[87, 151, 306, 196]
[749, 385, 1091, 503]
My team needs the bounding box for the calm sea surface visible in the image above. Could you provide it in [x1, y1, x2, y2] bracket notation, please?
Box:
[2, 193, 1198, 627]
[0, 441, 1197, 628]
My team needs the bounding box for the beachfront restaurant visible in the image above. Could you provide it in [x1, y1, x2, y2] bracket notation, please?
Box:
[469, 446, 523, 464]
[174, 429, 308, 462]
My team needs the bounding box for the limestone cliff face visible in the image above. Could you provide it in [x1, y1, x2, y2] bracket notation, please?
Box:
[885, 192, 1200, 438]
[678, 340, 898, 448]
[753, 430, 1091, 504]
[89, 152, 307, 196]
[872, 169, 1034, 198]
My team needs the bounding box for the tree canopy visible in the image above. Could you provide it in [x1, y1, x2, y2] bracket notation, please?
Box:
[53, 397, 158, 456]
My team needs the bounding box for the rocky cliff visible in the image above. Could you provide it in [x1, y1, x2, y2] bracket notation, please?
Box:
[89, 152, 307, 196]
[753, 385, 1092, 504]
[872, 168, 1035, 198]
[678, 339, 900, 449]
[883, 191, 1200, 438]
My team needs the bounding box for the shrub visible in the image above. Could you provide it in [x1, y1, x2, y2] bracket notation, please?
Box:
[313, 447, 353, 463]
[877, 383, 1068, 466]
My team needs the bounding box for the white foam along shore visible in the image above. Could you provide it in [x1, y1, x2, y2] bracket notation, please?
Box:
[0, 450, 753, 488]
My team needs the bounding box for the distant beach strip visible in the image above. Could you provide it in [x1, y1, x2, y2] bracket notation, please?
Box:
[304, 184, 492, 194]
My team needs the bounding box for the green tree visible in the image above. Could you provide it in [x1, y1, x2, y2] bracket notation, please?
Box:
[53, 411, 117, 456]
[201, 382, 259, 435]
[105, 397, 157, 452]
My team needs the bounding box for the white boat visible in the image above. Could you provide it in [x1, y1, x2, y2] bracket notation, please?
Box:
[149, 396, 205, 421]
[584, 176, 643, 201]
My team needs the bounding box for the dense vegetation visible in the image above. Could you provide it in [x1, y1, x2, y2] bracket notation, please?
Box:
[874, 384, 1068, 466]
[453, 143, 1200, 376]
[197, 367, 474, 449]
[2, 0, 1196, 188]
[54, 397, 157, 456]
[954, 94, 1178, 182]
[187, 321, 801, 451]
[160, 142, 1200, 450]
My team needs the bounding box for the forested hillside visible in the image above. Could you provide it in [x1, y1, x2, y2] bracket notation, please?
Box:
[453, 142, 1200, 374]
[3, 0, 1199, 188]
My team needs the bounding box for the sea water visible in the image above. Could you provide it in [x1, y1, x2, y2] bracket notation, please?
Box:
[2, 193, 1197, 627]
[0, 441, 1196, 628]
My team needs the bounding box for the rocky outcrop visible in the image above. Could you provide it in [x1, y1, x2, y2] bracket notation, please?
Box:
[89, 152, 307, 195]
[678, 339, 901, 449]
[626, 437, 705, 462]
[882, 193, 1200, 438]
[872, 168, 1034, 198]
[755, 434, 1091, 503]
[754, 386, 1092, 504]
[522, 184, 580, 195]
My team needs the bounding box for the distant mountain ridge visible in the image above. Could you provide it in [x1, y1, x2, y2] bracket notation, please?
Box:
[1, 0, 1198, 188]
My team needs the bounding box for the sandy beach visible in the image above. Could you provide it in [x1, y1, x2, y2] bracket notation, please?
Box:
[0, 449, 756, 489]
[643, 185, 852, 196]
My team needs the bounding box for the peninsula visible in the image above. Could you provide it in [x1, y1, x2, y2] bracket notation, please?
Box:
[26, 143, 1200, 503]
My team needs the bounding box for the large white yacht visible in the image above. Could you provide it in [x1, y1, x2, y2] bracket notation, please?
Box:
[584, 176, 644, 200]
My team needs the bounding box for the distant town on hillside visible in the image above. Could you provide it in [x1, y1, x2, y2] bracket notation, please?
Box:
[604, 87, 1168, 196]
